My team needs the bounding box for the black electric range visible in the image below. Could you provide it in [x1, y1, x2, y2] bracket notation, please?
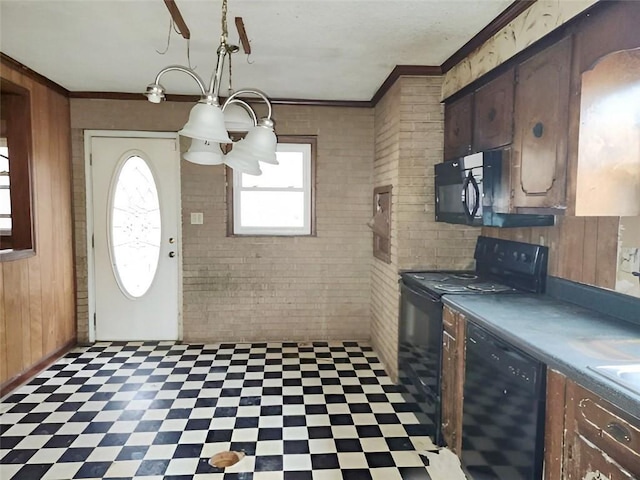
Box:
[397, 236, 548, 447]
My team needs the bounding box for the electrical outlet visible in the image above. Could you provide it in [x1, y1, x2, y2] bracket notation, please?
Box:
[190, 212, 204, 225]
[619, 247, 640, 273]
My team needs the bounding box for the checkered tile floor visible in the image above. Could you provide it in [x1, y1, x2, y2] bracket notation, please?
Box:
[0, 342, 466, 480]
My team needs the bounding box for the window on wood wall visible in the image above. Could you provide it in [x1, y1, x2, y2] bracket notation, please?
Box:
[0, 78, 35, 259]
[228, 136, 316, 236]
[0, 140, 10, 237]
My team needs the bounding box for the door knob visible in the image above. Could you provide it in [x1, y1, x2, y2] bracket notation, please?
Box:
[169, 251, 176, 258]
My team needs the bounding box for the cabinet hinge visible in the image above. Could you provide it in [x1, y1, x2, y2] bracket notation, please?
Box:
[514, 70, 519, 84]
[93, 312, 97, 330]
[89, 154, 93, 166]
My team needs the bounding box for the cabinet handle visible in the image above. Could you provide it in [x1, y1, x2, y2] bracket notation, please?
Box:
[532, 122, 544, 138]
[605, 422, 632, 444]
[488, 107, 497, 122]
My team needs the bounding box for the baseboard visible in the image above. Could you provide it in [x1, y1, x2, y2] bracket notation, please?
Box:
[0, 339, 77, 397]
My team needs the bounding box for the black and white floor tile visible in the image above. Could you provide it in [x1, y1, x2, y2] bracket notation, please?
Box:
[0, 342, 466, 480]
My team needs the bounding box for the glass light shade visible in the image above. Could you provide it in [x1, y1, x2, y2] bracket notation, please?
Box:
[183, 140, 224, 165]
[225, 150, 262, 176]
[224, 103, 254, 132]
[179, 102, 232, 144]
[147, 92, 163, 104]
[236, 124, 278, 164]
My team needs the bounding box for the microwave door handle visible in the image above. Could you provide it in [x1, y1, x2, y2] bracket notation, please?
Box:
[462, 171, 480, 221]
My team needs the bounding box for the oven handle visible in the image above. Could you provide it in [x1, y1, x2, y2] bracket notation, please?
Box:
[401, 282, 441, 303]
[462, 171, 480, 222]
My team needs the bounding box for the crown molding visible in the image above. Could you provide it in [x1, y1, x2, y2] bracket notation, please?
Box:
[1, 53, 69, 97]
[371, 65, 442, 106]
[441, 0, 537, 73]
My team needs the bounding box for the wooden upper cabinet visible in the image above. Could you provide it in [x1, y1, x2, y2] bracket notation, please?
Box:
[512, 36, 572, 210]
[444, 94, 473, 161]
[473, 68, 514, 152]
[570, 1, 640, 217]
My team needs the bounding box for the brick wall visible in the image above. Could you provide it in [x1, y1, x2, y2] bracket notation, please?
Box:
[371, 77, 477, 380]
[181, 105, 374, 342]
[70, 99, 374, 343]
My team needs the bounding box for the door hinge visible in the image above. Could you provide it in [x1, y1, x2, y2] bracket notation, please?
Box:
[93, 312, 97, 330]
[92, 234, 95, 249]
[89, 153, 93, 166]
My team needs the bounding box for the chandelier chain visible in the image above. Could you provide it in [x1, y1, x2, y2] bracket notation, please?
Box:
[221, 0, 228, 45]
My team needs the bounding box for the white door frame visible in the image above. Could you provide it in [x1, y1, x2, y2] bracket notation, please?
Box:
[84, 130, 183, 343]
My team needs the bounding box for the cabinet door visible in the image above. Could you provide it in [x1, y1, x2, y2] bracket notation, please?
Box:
[512, 36, 572, 209]
[444, 94, 473, 161]
[474, 68, 514, 152]
[441, 311, 456, 451]
[441, 306, 465, 456]
[565, 433, 636, 480]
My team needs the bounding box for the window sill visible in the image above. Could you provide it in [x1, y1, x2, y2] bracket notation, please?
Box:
[227, 233, 317, 238]
[0, 248, 35, 262]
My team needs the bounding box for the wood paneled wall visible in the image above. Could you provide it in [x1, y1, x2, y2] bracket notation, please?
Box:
[483, 216, 620, 290]
[0, 60, 76, 391]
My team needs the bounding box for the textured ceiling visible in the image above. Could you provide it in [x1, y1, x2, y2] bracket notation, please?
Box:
[0, 0, 514, 101]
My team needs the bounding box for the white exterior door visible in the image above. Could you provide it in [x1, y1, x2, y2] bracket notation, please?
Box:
[90, 135, 180, 341]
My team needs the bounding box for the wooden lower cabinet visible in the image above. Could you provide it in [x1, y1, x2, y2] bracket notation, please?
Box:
[441, 305, 466, 455]
[563, 379, 640, 480]
[439, 313, 640, 479]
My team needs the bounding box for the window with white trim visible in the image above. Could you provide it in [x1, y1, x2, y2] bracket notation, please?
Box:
[0, 141, 10, 236]
[231, 138, 315, 236]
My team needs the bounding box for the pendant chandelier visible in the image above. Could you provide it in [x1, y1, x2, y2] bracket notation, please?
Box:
[144, 0, 276, 175]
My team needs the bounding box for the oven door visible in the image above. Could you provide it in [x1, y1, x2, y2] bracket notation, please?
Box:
[435, 160, 482, 226]
[398, 280, 445, 445]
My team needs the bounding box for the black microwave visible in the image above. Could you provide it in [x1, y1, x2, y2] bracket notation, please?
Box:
[435, 150, 555, 228]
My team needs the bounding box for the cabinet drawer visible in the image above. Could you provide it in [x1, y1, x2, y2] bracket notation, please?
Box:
[568, 381, 640, 476]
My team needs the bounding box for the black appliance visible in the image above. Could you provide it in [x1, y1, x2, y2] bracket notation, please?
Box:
[435, 152, 483, 226]
[462, 323, 546, 480]
[434, 150, 555, 228]
[398, 236, 548, 447]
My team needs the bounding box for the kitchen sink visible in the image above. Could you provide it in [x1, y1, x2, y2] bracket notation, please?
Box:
[589, 364, 640, 396]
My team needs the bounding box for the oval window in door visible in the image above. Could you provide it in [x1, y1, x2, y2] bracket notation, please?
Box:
[110, 154, 161, 298]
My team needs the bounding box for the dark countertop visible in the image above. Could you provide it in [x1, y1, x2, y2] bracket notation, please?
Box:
[442, 293, 640, 415]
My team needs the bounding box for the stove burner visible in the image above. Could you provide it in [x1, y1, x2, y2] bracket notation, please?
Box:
[433, 283, 470, 293]
[411, 273, 450, 282]
[451, 273, 478, 280]
[467, 282, 513, 293]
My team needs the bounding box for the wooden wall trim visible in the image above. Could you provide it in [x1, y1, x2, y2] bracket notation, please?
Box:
[0, 53, 69, 97]
[69, 91, 200, 102]
[441, 0, 538, 73]
[69, 91, 373, 108]
[0, 339, 76, 397]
